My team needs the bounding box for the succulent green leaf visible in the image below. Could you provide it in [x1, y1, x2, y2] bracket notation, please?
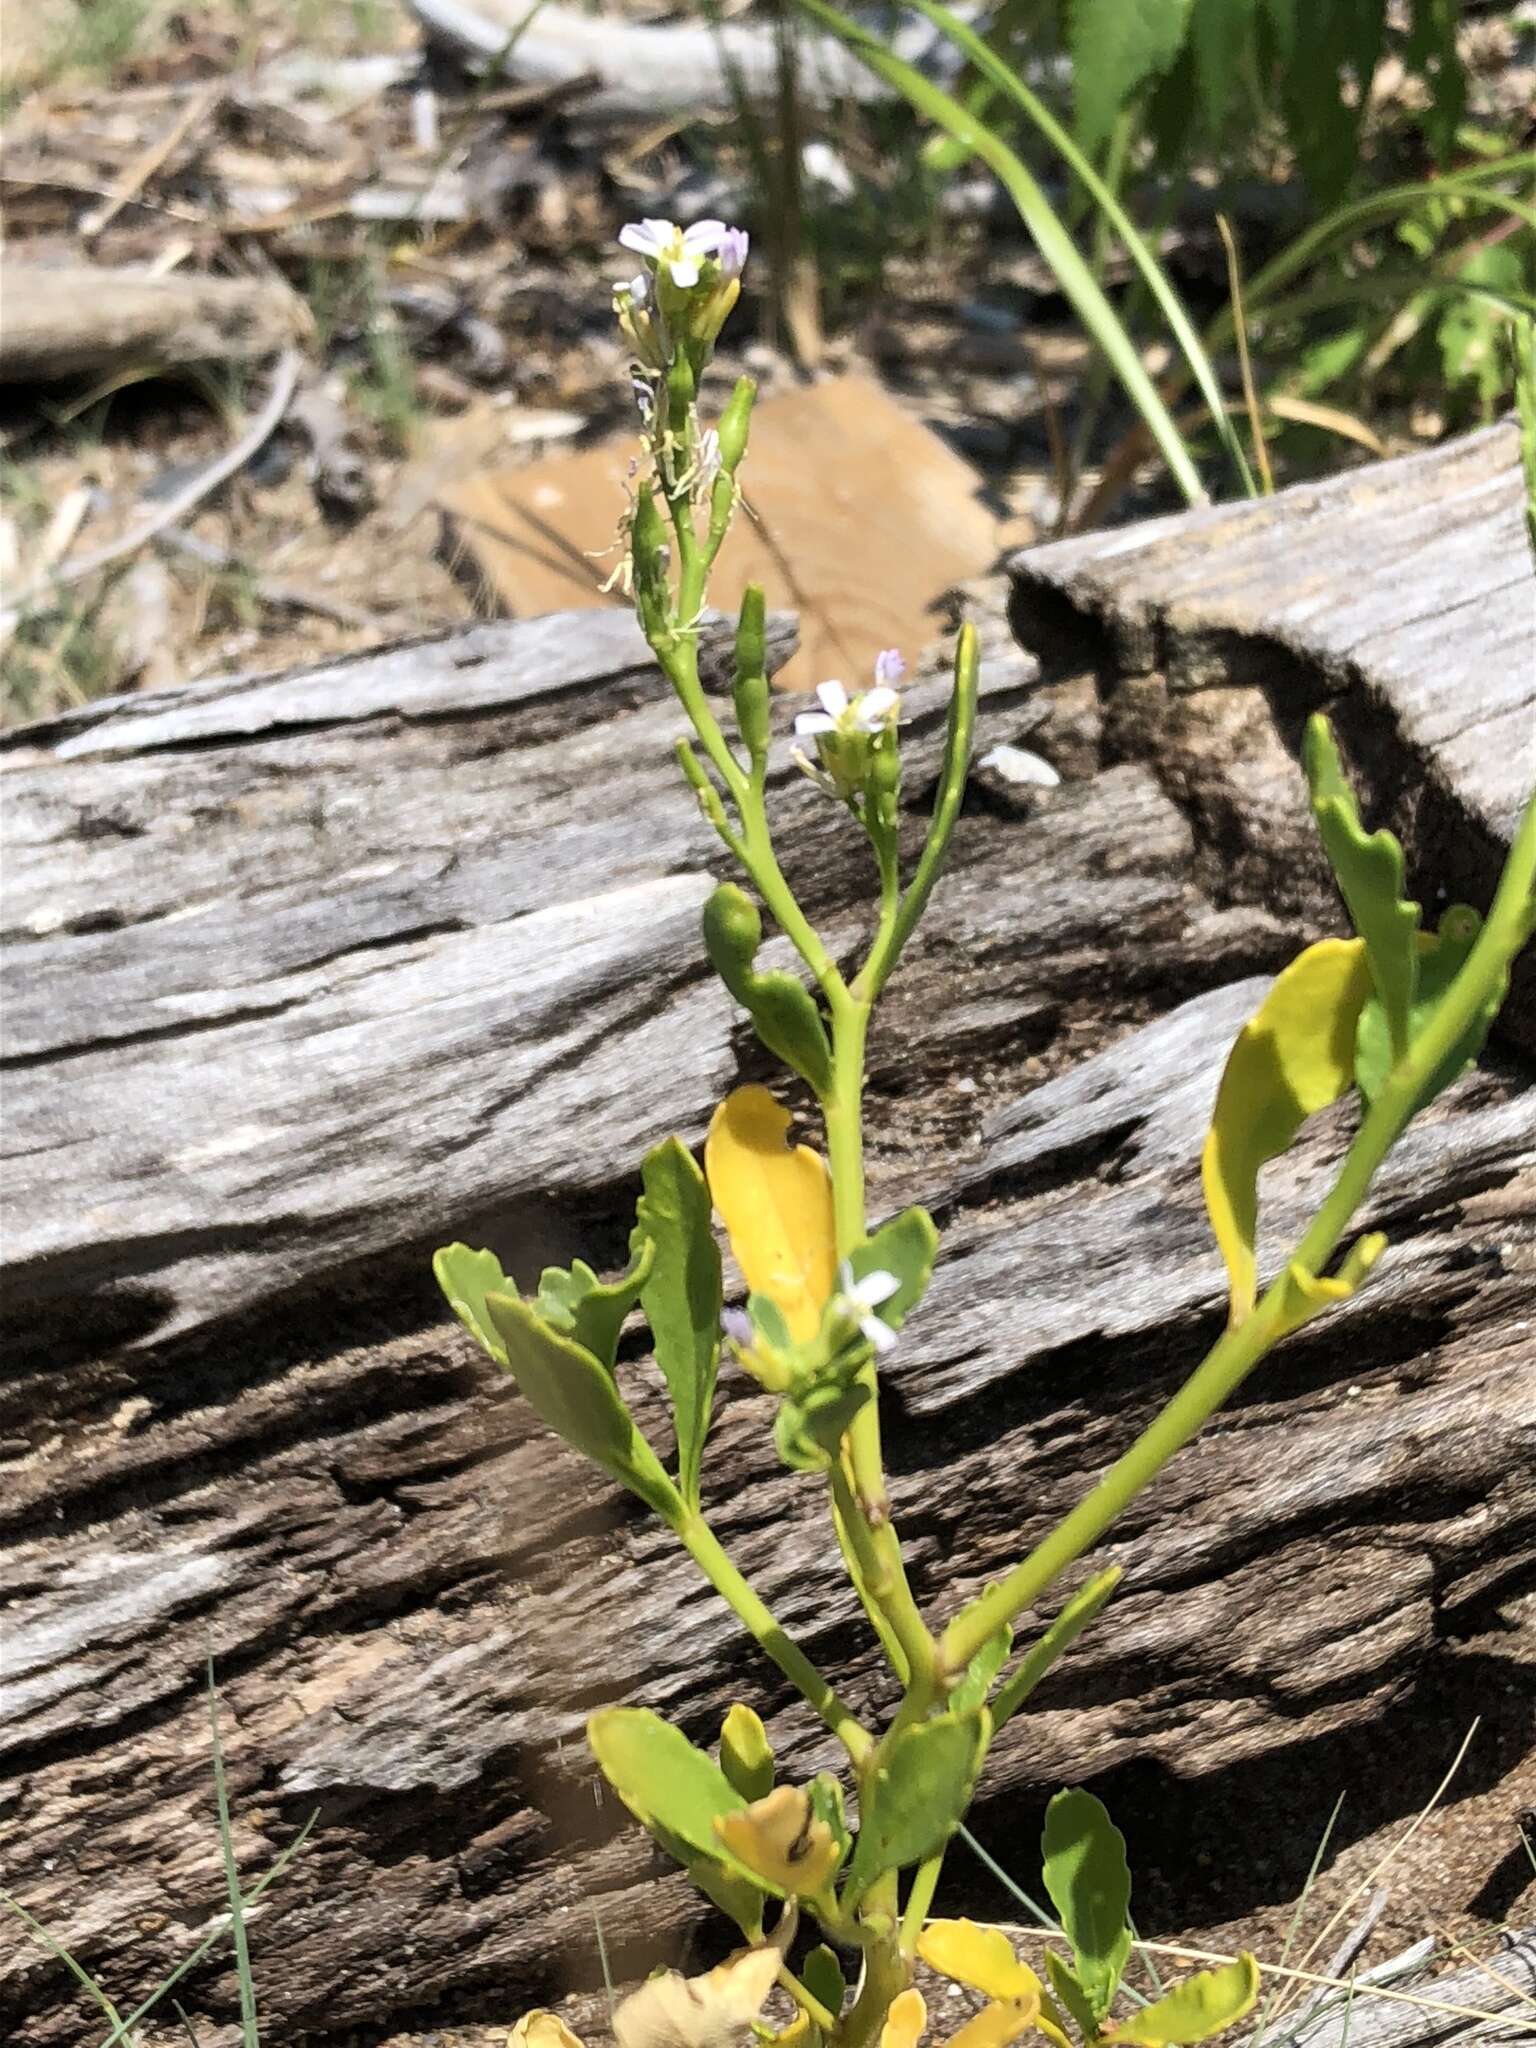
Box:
[1355, 905, 1492, 1107]
[633, 1138, 722, 1504]
[719, 1703, 774, 1804]
[1042, 1788, 1133, 2021]
[951, 1619, 1013, 1715]
[587, 1707, 786, 1895]
[845, 1709, 989, 1896]
[1045, 1951, 1100, 2041]
[483, 1294, 678, 1521]
[1070, 0, 1197, 155]
[434, 1242, 512, 1365]
[803, 1945, 846, 2019]
[1303, 716, 1421, 1058]
[703, 884, 834, 1096]
[534, 1239, 654, 1373]
[845, 1206, 939, 1334]
[1107, 1955, 1260, 2044]
[685, 1856, 767, 1942]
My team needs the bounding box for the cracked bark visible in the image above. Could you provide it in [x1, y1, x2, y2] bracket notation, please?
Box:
[1, 428, 1532, 2043]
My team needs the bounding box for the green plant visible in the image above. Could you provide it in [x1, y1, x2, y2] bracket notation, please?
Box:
[778, 0, 1532, 523]
[432, 226, 1535, 2044]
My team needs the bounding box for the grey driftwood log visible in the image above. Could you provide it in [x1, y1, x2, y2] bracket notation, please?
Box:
[1, 425, 1533, 2041]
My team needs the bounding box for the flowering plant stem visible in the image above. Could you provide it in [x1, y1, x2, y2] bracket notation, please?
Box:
[942, 790, 1536, 1676]
[445, 219, 1535, 2048]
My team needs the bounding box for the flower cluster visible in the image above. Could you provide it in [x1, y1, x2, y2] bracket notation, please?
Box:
[614, 216, 750, 379]
[793, 649, 907, 802]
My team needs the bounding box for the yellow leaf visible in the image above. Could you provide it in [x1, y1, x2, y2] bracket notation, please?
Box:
[946, 2000, 1042, 2048]
[917, 1920, 1039, 2002]
[613, 1943, 782, 2048]
[880, 1988, 928, 2048]
[1201, 939, 1373, 1325]
[509, 2016, 585, 2048]
[714, 1784, 841, 1896]
[705, 1086, 836, 1342]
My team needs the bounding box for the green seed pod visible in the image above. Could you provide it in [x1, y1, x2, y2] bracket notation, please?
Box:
[720, 1703, 774, 1803]
[732, 585, 770, 767]
[717, 375, 756, 474]
[702, 882, 833, 1096]
[631, 484, 670, 630]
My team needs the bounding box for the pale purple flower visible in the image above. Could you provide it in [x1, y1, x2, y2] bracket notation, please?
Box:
[794, 676, 901, 740]
[837, 1263, 899, 1355]
[873, 647, 905, 688]
[720, 1306, 754, 1348]
[717, 227, 750, 280]
[618, 217, 734, 290]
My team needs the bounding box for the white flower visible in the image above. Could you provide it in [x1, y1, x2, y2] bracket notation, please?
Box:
[618, 217, 735, 290]
[794, 676, 902, 740]
[837, 1263, 899, 1354]
[698, 428, 722, 484]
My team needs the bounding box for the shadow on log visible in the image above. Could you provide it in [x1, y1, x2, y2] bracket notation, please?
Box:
[1, 428, 1532, 2041]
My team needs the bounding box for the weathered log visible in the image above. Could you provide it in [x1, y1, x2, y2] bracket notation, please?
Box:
[0, 265, 312, 383]
[1, 427, 1532, 2042]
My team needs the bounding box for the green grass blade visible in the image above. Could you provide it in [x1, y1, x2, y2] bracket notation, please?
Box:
[896, 0, 1255, 498]
[1218, 160, 1536, 348]
[788, 0, 1210, 507]
[98, 1814, 318, 2048]
[207, 1662, 260, 2048]
[1, 1892, 128, 2031]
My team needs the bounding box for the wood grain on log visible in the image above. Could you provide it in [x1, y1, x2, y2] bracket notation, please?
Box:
[1, 429, 1532, 2042]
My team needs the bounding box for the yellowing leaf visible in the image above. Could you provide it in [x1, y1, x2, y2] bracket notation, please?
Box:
[918, 1920, 1039, 2002]
[880, 1989, 928, 2048]
[714, 1785, 841, 1896]
[509, 2016, 585, 2048]
[613, 1944, 782, 2048]
[705, 1087, 836, 1343]
[1105, 1955, 1260, 2045]
[947, 1998, 1041, 2048]
[1202, 939, 1373, 1325]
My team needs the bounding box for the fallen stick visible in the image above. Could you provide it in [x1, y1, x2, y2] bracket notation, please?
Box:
[80, 80, 224, 241]
[403, 0, 957, 120]
[0, 264, 310, 383]
[6, 350, 303, 618]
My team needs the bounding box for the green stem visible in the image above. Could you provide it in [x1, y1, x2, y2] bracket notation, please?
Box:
[990, 1565, 1121, 1727]
[899, 1851, 946, 1957]
[839, 1925, 912, 2048]
[942, 796, 1536, 1674]
[780, 1965, 840, 2032]
[860, 625, 979, 1002]
[675, 1508, 874, 1766]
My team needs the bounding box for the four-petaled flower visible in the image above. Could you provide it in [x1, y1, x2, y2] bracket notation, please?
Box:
[619, 217, 738, 290]
[837, 1262, 900, 1354]
[794, 674, 902, 742]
